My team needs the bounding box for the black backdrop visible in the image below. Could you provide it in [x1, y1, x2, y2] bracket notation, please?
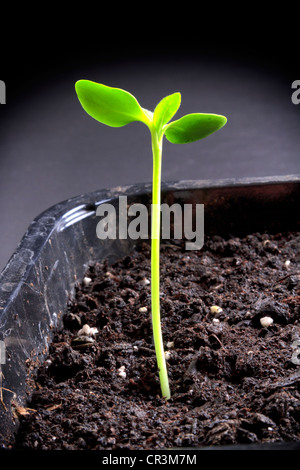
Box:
[0, 8, 299, 271]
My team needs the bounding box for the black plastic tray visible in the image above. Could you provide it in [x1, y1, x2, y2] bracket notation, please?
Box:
[1, 175, 300, 449]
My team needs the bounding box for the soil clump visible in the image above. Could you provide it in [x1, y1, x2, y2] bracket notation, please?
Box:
[14, 232, 300, 449]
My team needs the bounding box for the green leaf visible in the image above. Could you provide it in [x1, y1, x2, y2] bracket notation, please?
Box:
[164, 113, 227, 144]
[75, 80, 149, 127]
[153, 92, 181, 133]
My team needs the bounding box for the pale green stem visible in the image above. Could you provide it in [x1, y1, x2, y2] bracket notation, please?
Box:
[150, 128, 171, 400]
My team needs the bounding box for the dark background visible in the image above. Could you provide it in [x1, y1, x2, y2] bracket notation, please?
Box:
[0, 8, 299, 272]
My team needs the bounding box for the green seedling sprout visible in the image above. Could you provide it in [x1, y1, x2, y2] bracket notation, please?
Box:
[75, 81, 227, 400]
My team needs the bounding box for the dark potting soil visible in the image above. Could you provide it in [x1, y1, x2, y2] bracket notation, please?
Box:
[14, 232, 300, 450]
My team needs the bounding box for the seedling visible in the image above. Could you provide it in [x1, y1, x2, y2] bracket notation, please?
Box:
[75, 81, 227, 399]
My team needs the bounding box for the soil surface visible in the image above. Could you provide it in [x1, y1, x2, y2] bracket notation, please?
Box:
[14, 232, 300, 450]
